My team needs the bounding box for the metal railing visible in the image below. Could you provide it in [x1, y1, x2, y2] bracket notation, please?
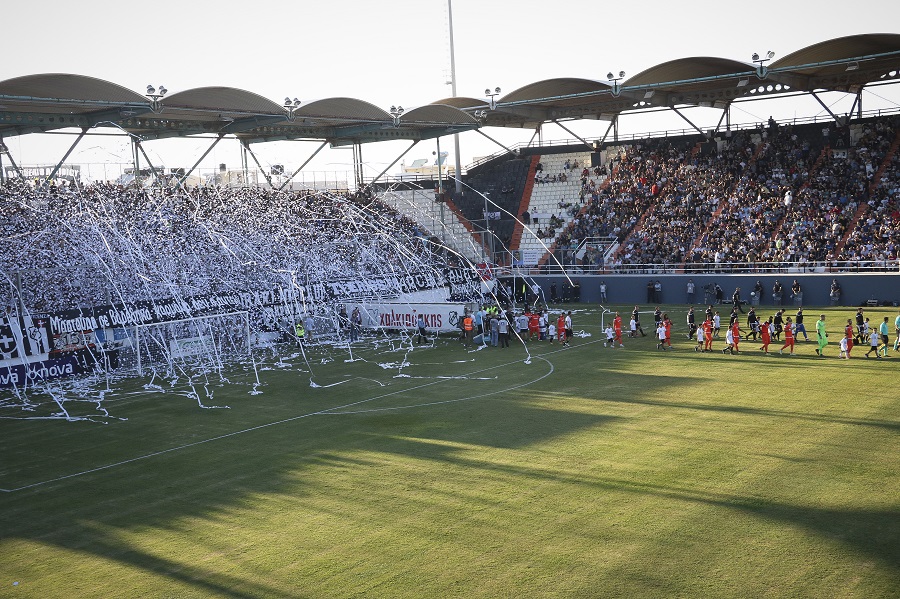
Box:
[502, 260, 900, 276]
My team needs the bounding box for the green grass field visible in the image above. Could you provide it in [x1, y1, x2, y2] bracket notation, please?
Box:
[1, 304, 898, 598]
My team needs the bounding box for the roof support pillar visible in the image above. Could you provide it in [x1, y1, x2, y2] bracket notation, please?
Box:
[526, 126, 540, 148]
[713, 100, 733, 135]
[670, 107, 706, 137]
[353, 143, 364, 190]
[552, 119, 593, 151]
[474, 129, 516, 158]
[846, 93, 859, 122]
[370, 140, 419, 185]
[241, 142, 250, 186]
[0, 139, 24, 181]
[178, 134, 225, 188]
[599, 117, 617, 145]
[242, 140, 276, 189]
[135, 140, 161, 184]
[45, 128, 88, 184]
[277, 140, 329, 191]
[132, 137, 140, 181]
[809, 90, 841, 124]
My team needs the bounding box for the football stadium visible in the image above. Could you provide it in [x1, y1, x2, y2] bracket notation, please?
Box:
[1, 7, 899, 597]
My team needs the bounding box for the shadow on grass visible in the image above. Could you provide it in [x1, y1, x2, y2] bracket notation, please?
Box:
[0, 349, 896, 595]
[587, 371, 900, 433]
[0, 375, 630, 596]
[590, 474, 900, 575]
[375, 441, 900, 575]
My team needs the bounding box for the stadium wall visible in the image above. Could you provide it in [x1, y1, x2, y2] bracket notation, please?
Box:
[526, 274, 900, 308]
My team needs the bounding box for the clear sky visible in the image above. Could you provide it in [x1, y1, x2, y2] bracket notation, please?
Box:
[3, 0, 899, 183]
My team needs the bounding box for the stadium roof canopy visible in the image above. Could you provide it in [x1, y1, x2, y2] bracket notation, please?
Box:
[0, 33, 897, 182]
[467, 33, 900, 131]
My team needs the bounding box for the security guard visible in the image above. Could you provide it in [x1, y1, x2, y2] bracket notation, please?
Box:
[462, 312, 474, 347]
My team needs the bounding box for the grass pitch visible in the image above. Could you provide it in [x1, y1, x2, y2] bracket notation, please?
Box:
[1, 304, 898, 598]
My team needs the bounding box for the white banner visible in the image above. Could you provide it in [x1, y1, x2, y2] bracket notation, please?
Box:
[169, 336, 213, 359]
[521, 250, 543, 266]
[350, 303, 468, 333]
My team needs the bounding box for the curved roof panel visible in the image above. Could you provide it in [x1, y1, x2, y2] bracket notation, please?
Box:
[766, 33, 900, 92]
[500, 78, 609, 104]
[296, 98, 391, 122]
[161, 86, 283, 115]
[0, 73, 147, 104]
[625, 57, 752, 87]
[771, 33, 900, 70]
[430, 96, 486, 110]
[401, 104, 478, 125]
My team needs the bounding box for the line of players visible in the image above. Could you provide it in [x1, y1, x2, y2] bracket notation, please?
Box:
[609, 305, 898, 358]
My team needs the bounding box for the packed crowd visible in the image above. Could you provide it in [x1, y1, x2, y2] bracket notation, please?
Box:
[545, 116, 900, 272]
[0, 180, 443, 316]
[616, 138, 744, 265]
[840, 119, 900, 267]
[560, 138, 689, 255]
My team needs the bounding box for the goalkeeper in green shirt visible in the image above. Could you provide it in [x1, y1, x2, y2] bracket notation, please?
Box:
[815, 314, 828, 357]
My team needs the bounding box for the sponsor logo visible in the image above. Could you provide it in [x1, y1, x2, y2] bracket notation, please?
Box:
[378, 311, 443, 328]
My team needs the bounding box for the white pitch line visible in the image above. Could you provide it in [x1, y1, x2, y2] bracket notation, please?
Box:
[2, 343, 599, 493]
[326, 356, 554, 415]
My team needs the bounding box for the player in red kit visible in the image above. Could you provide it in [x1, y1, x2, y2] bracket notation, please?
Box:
[557, 314, 567, 347]
[780, 316, 795, 355]
[844, 318, 855, 357]
[528, 312, 540, 341]
[613, 312, 623, 348]
[703, 318, 713, 352]
[731, 320, 742, 353]
[759, 317, 772, 354]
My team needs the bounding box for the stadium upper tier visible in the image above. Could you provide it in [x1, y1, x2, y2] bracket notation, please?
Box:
[0, 34, 898, 144]
[449, 115, 898, 272]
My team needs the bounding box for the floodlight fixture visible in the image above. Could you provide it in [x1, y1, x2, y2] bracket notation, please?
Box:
[752, 50, 775, 79]
[145, 84, 167, 113]
[284, 96, 302, 121]
[607, 70, 625, 96]
[389, 105, 405, 127]
[485, 86, 501, 110]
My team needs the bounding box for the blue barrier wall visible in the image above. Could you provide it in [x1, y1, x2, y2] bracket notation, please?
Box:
[507, 273, 900, 308]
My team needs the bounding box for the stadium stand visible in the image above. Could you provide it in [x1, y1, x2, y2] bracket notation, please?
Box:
[448, 155, 532, 260]
[375, 185, 481, 261]
[518, 115, 900, 273]
[838, 118, 900, 267]
[0, 182, 446, 317]
[518, 152, 603, 256]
